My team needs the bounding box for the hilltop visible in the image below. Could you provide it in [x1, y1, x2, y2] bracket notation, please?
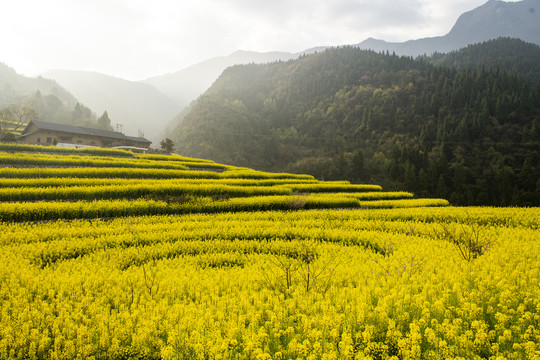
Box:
[0, 63, 78, 109]
[167, 39, 540, 206]
[355, 0, 540, 56]
[41, 70, 179, 140]
[0, 63, 110, 137]
[39, 0, 540, 132]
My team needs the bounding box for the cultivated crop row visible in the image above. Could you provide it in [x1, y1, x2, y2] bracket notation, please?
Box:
[0, 166, 316, 180]
[0, 196, 451, 222]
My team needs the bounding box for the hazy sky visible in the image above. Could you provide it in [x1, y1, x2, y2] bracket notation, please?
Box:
[0, 0, 504, 81]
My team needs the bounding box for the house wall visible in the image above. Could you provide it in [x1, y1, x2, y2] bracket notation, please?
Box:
[21, 130, 104, 146]
[19, 124, 150, 148]
[19, 130, 147, 148]
[18, 129, 61, 145]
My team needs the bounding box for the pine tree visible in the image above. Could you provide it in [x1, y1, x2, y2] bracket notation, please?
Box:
[98, 111, 112, 130]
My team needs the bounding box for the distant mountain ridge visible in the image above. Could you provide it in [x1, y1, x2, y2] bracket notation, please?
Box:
[142, 51, 296, 109]
[0, 63, 78, 108]
[7, 0, 537, 143]
[144, 0, 540, 115]
[0, 63, 107, 134]
[41, 70, 179, 140]
[355, 0, 540, 56]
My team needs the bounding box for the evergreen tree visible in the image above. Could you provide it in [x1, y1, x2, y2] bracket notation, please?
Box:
[98, 111, 112, 130]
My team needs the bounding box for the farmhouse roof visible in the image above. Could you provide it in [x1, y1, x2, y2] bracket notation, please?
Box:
[20, 120, 151, 144]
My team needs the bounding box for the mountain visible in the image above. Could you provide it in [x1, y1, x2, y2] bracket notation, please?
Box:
[0, 63, 78, 108]
[355, 0, 540, 56]
[147, 0, 539, 119]
[0, 63, 104, 137]
[167, 41, 540, 206]
[143, 50, 295, 110]
[42, 70, 179, 140]
[426, 37, 540, 84]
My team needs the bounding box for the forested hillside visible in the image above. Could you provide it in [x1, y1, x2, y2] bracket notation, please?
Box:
[0, 63, 77, 109]
[0, 63, 109, 140]
[170, 40, 540, 206]
[427, 38, 540, 84]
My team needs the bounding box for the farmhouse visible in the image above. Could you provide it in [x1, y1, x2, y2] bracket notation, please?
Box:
[18, 120, 151, 151]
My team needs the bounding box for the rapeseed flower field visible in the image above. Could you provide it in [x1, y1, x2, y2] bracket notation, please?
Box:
[0, 144, 537, 359]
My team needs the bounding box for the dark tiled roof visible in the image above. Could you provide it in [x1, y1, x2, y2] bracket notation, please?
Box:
[21, 120, 151, 144]
[124, 135, 152, 144]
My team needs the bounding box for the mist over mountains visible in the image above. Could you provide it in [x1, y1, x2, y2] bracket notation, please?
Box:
[143, 51, 296, 109]
[143, 0, 540, 117]
[167, 38, 540, 206]
[39, 0, 540, 139]
[145, 0, 540, 112]
[0, 63, 78, 109]
[356, 0, 540, 56]
[0, 63, 107, 132]
[1, 0, 539, 144]
[41, 70, 179, 139]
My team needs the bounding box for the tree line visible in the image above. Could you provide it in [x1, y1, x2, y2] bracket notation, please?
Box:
[0, 91, 113, 142]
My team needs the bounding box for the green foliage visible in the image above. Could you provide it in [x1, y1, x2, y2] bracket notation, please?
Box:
[0, 63, 107, 130]
[1, 93, 104, 133]
[160, 138, 175, 153]
[170, 41, 540, 206]
[97, 110, 113, 130]
[426, 37, 540, 84]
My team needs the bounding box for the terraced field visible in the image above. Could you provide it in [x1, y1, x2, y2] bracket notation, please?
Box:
[0, 144, 538, 360]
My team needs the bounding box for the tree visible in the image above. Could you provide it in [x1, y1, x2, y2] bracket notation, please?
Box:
[97, 111, 112, 130]
[160, 138, 175, 153]
[71, 103, 93, 126]
[0, 102, 38, 133]
[351, 149, 365, 179]
[1, 98, 39, 142]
